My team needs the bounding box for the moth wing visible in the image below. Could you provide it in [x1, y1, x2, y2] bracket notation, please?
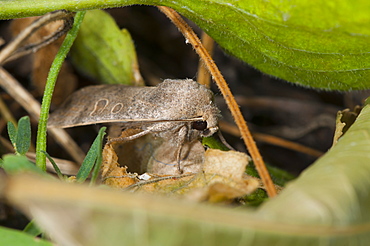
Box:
[48, 85, 155, 128]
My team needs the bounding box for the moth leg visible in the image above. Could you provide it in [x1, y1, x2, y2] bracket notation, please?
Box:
[174, 126, 188, 174]
[107, 129, 152, 144]
[175, 144, 183, 174]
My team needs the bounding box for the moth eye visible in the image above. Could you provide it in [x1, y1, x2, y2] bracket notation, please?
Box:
[191, 120, 208, 131]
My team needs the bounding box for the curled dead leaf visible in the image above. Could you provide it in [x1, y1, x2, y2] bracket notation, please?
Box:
[100, 144, 137, 188]
[101, 143, 258, 202]
[332, 106, 362, 146]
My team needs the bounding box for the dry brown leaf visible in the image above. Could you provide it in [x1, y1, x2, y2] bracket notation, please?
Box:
[100, 144, 138, 188]
[181, 149, 259, 202]
[11, 17, 77, 105]
[332, 106, 362, 146]
[101, 142, 258, 202]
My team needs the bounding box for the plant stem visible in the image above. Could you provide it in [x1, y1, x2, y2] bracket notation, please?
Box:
[158, 6, 277, 197]
[196, 32, 214, 88]
[35, 11, 86, 171]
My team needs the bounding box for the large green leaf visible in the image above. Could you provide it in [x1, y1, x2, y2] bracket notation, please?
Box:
[256, 101, 370, 225]
[1, 0, 370, 90]
[2, 101, 370, 245]
[0, 226, 52, 246]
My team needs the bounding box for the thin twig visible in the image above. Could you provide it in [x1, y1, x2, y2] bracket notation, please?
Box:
[196, 32, 214, 88]
[0, 95, 17, 125]
[0, 135, 14, 152]
[219, 121, 324, 158]
[254, 132, 323, 158]
[0, 95, 36, 152]
[1, 131, 79, 175]
[123, 173, 195, 191]
[158, 6, 277, 197]
[0, 67, 84, 164]
[0, 10, 74, 65]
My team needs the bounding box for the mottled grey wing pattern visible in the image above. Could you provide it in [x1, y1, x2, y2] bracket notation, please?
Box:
[48, 84, 156, 127]
[48, 79, 219, 129]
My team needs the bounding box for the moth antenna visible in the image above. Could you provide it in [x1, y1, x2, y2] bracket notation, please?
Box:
[173, 125, 189, 174]
[217, 131, 235, 151]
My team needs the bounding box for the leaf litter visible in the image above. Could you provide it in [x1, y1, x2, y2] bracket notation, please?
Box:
[101, 143, 259, 203]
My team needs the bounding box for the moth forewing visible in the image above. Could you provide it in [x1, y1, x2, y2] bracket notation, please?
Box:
[48, 84, 155, 128]
[48, 79, 219, 131]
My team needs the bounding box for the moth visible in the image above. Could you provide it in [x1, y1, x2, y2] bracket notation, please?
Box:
[48, 79, 220, 174]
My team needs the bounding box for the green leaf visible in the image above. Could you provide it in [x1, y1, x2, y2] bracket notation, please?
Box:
[23, 220, 42, 237]
[41, 151, 64, 180]
[164, 0, 370, 90]
[16, 116, 31, 155]
[202, 136, 230, 151]
[2, 154, 44, 175]
[7, 116, 32, 155]
[202, 136, 296, 187]
[70, 9, 140, 85]
[0, 226, 52, 246]
[7, 121, 17, 150]
[76, 127, 106, 183]
[4, 153, 370, 246]
[90, 127, 107, 184]
[2, 1, 370, 90]
[246, 162, 296, 187]
[243, 188, 268, 207]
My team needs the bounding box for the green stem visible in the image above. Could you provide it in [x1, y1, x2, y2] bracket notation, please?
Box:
[35, 11, 86, 171]
[0, 1, 152, 19]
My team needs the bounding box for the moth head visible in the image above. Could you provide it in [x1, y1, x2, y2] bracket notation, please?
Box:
[191, 120, 218, 137]
[190, 103, 220, 138]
